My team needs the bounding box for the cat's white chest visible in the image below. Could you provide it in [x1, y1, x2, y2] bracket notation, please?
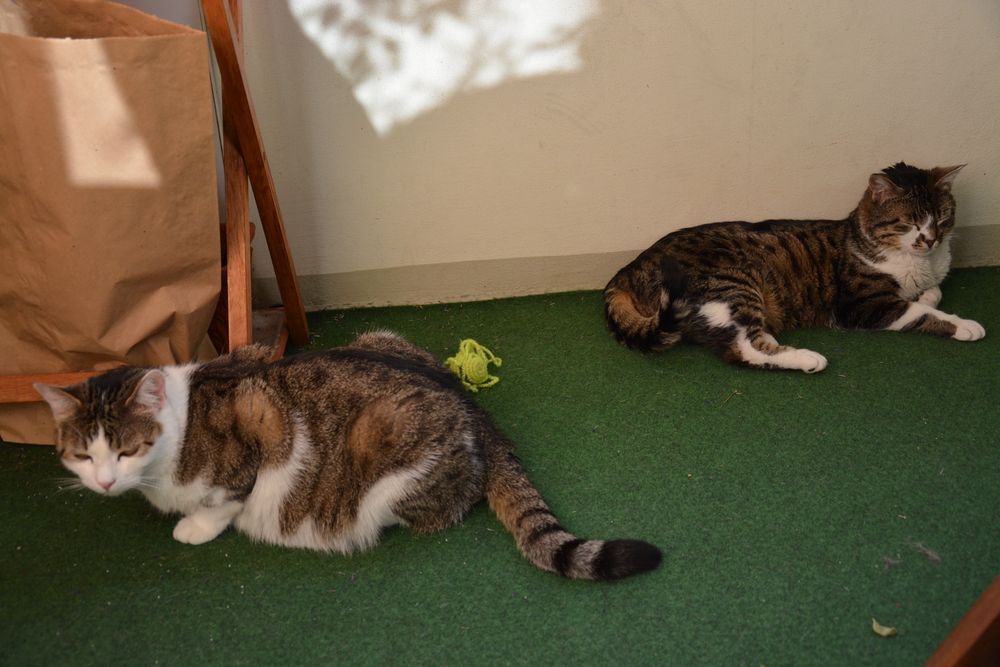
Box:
[140, 365, 212, 515]
[871, 242, 951, 301]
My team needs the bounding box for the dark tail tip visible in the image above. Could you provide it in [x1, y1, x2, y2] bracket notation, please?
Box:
[593, 539, 663, 580]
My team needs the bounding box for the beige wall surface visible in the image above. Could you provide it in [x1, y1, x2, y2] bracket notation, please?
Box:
[242, 1, 1000, 309]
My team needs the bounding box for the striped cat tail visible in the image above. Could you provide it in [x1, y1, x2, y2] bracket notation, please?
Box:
[483, 434, 661, 581]
[603, 254, 684, 351]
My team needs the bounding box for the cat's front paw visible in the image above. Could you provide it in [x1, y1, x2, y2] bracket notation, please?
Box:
[917, 286, 942, 307]
[173, 516, 222, 545]
[791, 349, 828, 373]
[952, 318, 986, 342]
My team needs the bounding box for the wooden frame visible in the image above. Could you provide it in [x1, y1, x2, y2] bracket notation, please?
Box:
[927, 574, 1000, 666]
[0, 0, 306, 404]
[201, 0, 308, 353]
[215, 0, 253, 352]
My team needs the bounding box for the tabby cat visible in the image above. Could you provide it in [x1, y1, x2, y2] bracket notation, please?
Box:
[35, 331, 660, 581]
[604, 162, 984, 372]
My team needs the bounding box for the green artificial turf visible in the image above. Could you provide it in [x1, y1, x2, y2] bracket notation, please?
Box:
[3, 267, 999, 665]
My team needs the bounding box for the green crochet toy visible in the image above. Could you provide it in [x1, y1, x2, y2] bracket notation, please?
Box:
[445, 339, 502, 392]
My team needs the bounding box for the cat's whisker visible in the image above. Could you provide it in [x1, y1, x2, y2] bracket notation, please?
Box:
[52, 477, 86, 493]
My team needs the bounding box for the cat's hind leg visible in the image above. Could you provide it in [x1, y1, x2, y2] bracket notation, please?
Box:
[390, 441, 485, 535]
[389, 422, 487, 536]
[733, 326, 828, 373]
[604, 256, 683, 351]
[693, 300, 828, 373]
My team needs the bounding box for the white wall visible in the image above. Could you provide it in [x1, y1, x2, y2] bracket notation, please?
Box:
[130, 1, 1000, 309]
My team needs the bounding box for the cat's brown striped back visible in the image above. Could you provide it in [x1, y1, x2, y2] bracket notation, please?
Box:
[604, 162, 984, 371]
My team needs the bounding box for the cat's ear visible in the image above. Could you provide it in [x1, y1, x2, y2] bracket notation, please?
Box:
[126, 370, 166, 415]
[868, 173, 903, 205]
[931, 164, 965, 192]
[34, 383, 81, 422]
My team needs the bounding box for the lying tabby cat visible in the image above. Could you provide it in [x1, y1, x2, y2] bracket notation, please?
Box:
[604, 162, 984, 372]
[35, 332, 660, 581]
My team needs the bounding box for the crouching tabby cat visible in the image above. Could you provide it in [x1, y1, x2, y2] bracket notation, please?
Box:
[604, 162, 985, 372]
[35, 332, 661, 581]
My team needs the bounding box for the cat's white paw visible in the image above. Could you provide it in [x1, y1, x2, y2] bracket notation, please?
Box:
[917, 286, 942, 307]
[791, 349, 828, 373]
[952, 318, 985, 341]
[173, 516, 222, 545]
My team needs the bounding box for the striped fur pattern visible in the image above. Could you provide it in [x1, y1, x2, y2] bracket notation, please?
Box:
[35, 332, 660, 581]
[604, 162, 984, 372]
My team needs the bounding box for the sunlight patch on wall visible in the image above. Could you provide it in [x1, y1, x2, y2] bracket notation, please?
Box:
[288, 0, 599, 135]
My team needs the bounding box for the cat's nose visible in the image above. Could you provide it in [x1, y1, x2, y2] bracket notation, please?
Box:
[98, 480, 114, 491]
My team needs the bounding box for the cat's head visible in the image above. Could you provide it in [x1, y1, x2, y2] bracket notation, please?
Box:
[35, 368, 167, 496]
[860, 162, 965, 256]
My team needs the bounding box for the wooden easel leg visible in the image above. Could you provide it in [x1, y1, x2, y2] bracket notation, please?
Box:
[201, 0, 309, 346]
[222, 0, 252, 351]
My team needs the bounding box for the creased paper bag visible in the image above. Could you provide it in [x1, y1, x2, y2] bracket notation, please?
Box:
[0, 0, 220, 444]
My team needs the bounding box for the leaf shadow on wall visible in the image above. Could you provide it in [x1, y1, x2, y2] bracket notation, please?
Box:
[287, 0, 600, 137]
[248, 1, 620, 282]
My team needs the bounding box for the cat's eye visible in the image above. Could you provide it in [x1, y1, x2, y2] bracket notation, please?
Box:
[74, 453, 92, 462]
[117, 451, 137, 461]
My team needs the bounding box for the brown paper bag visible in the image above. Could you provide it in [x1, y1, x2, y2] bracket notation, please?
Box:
[0, 0, 220, 444]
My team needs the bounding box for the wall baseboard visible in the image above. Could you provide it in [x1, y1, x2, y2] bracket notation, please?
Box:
[254, 224, 1000, 311]
[951, 224, 1000, 269]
